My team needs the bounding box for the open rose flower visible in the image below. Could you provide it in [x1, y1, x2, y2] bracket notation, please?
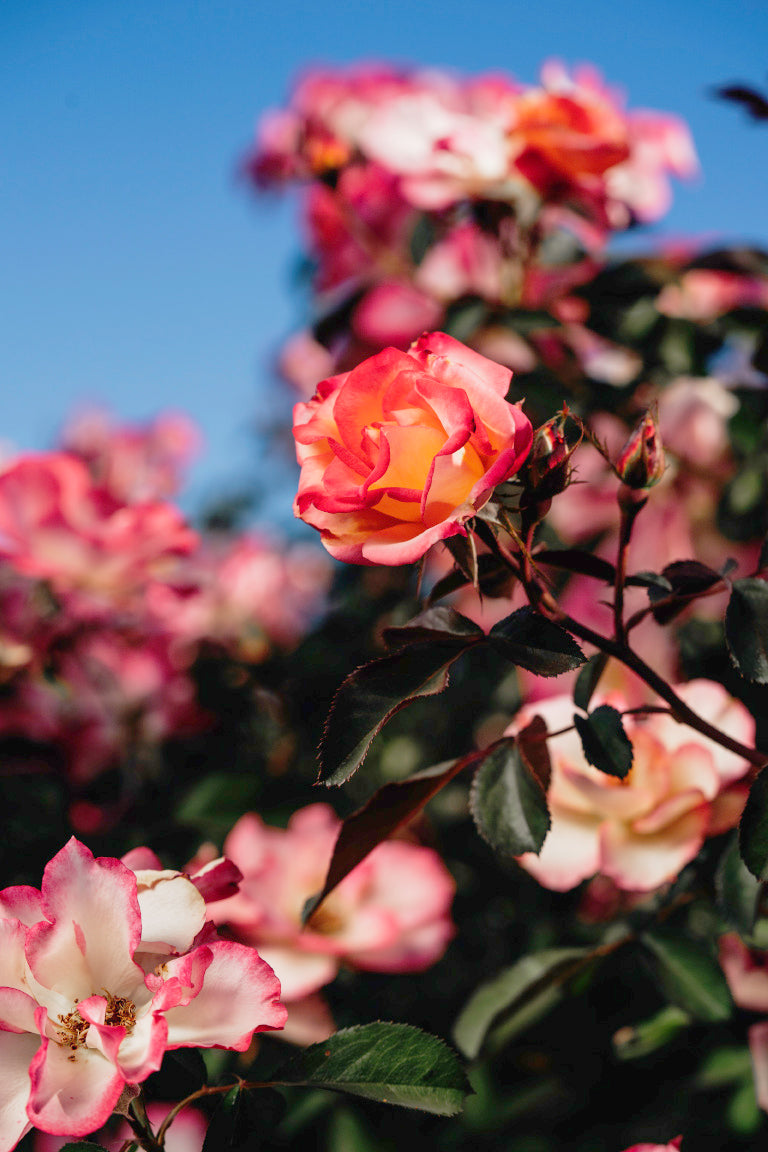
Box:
[509, 681, 753, 892]
[0, 838, 285, 1148]
[293, 332, 532, 564]
[208, 804, 455, 1004]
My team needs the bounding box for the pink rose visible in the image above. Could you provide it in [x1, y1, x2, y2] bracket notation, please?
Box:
[293, 331, 532, 564]
[0, 838, 285, 1148]
[510, 681, 753, 892]
[208, 804, 455, 1003]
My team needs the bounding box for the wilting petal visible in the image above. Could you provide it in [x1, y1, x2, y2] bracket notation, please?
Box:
[134, 871, 206, 954]
[163, 941, 286, 1050]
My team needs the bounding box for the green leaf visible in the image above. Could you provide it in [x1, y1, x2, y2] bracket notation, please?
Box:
[717, 834, 762, 930]
[573, 705, 633, 779]
[502, 308, 560, 333]
[697, 1046, 754, 1088]
[469, 739, 550, 860]
[409, 214, 437, 264]
[318, 642, 472, 786]
[641, 931, 732, 1022]
[303, 752, 482, 924]
[275, 1023, 471, 1115]
[383, 606, 484, 651]
[726, 578, 768, 682]
[613, 1005, 690, 1061]
[573, 653, 609, 712]
[489, 608, 585, 677]
[453, 948, 593, 1058]
[739, 769, 768, 880]
[177, 773, 262, 834]
[202, 1086, 285, 1152]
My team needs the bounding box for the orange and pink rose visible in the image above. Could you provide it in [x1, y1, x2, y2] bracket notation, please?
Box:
[292, 331, 532, 564]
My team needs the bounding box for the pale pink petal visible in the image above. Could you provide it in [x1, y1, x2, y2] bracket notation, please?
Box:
[599, 804, 709, 891]
[121, 847, 163, 870]
[0, 986, 39, 1033]
[113, 1010, 168, 1083]
[28, 1009, 125, 1137]
[0, 886, 43, 927]
[0, 1030, 38, 1152]
[708, 783, 748, 835]
[163, 941, 286, 1050]
[280, 993, 336, 1046]
[518, 810, 602, 891]
[253, 946, 338, 1001]
[28, 838, 144, 1002]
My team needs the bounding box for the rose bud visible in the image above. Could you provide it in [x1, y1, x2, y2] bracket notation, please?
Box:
[615, 408, 666, 490]
[521, 413, 576, 503]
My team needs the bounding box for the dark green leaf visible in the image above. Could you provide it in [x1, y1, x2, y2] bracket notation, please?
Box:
[573, 653, 609, 712]
[469, 738, 550, 860]
[177, 774, 262, 834]
[202, 1086, 284, 1152]
[739, 769, 768, 880]
[534, 549, 616, 583]
[489, 608, 585, 677]
[383, 607, 484, 651]
[626, 570, 672, 591]
[443, 532, 479, 590]
[453, 948, 593, 1058]
[502, 309, 560, 333]
[697, 1046, 754, 1088]
[648, 560, 723, 624]
[275, 1023, 471, 1115]
[409, 214, 437, 264]
[574, 706, 633, 779]
[717, 834, 762, 929]
[726, 578, 768, 682]
[303, 752, 482, 924]
[613, 1005, 690, 1061]
[427, 553, 512, 605]
[318, 643, 471, 786]
[642, 931, 732, 1022]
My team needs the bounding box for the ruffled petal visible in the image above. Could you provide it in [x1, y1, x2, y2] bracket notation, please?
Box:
[163, 941, 286, 1050]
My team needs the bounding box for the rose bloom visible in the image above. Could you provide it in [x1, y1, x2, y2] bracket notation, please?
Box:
[0, 838, 285, 1149]
[208, 804, 455, 1004]
[720, 933, 768, 1112]
[509, 681, 753, 892]
[293, 331, 532, 564]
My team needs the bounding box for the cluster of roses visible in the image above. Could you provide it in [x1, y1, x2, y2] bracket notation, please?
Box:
[248, 60, 704, 391]
[0, 808, 456, 1150]
[0, 411, 331, 793]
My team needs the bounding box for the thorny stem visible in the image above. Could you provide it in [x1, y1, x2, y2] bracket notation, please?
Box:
[613, 493, 645, 645]
[558, 612, 768, 773]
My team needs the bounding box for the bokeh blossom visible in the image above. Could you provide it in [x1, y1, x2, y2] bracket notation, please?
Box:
[207, 804, 455, 1012]
[509, 681, 753, 892]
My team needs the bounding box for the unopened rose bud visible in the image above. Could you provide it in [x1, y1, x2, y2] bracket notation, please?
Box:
[615, 408, 666, 490]
[521, 414, 574, 501]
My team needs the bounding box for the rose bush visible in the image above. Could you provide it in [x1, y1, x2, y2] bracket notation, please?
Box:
[293, 331, 532, 564]
[0, 838, 285, 1148]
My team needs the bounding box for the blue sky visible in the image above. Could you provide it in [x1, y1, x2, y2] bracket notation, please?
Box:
[3, 0, 768, 522]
